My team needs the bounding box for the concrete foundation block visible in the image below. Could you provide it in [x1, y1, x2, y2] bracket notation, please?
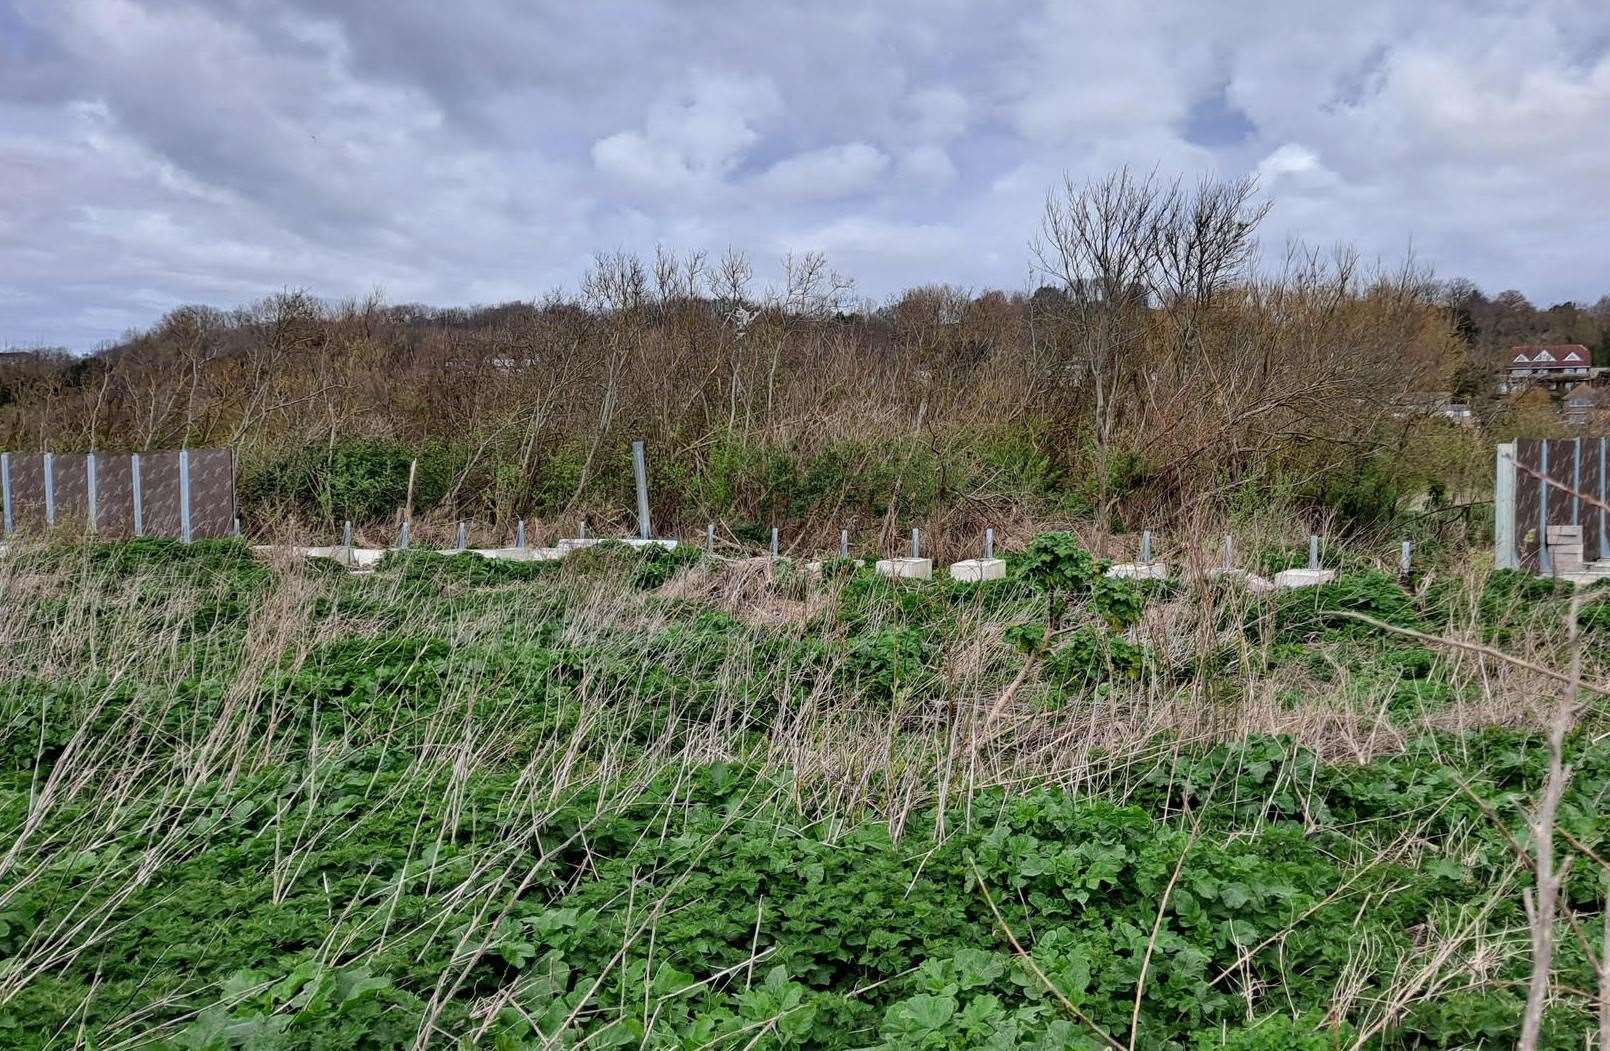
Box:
[1273, 568, 1337, 589]
[1547, 525, 1584, 543]
[558, 537, 678, 555]
[1106, 562, 1168, 580]
[875, 557, 933, 580]
[950, 558, 1007, 582]
[1203, 567, 1277, 593]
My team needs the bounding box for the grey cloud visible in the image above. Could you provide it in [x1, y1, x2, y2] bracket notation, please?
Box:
[1, 0, 1608, 351]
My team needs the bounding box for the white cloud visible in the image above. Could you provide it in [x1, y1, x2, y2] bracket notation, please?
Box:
[754, 142, 890, 200]
[2, 0, 1610, 350]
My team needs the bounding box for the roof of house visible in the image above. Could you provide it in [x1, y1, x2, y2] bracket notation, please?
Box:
[1565, 382, 1604, 406]
[1509, 344, 1592, 369]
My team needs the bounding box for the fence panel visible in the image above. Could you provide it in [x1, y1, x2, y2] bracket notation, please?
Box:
[1, 448, 235, 541]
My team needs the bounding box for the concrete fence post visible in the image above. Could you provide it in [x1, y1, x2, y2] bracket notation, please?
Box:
[1540, 440, 1551, 577]
[632, 440, 651, 540]
[985, 528, 994, 560]
[234, 517, 241, 538]
[770, 527, 779, 558]
[1, 452, 12, 536]
[342, 520, 353, 548]
[178, 448, 192, 544]
[398, 521, 411, 550]
[1308, 535, 1319, 571]
[839, 529, 848, 558]
[456, 521, 467, 551]
[1140, 530, 1152, 564]
[911, 528, 920, 559]
[1400, 540, 1412, 578]
[516, 520, 526, 550]
[705, 522, 714, 554]
[131, 453, 144, 537]
[1494, 441, 1517, 569]
[43, 452, 55, 527]
[87, 452, 98, 533]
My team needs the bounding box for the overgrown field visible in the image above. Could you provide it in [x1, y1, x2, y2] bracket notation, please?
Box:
[1, 538, 1607, 1048]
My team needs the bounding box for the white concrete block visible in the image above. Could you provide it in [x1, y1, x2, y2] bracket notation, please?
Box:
[875, 557, 933, 580]
[950, 558, 1007, 582]
[1203, 567, 1277, 593]
[1106, 562, 1168, 580]
[1273, 568, 1337, 589]
[558, 537, 678, 555]
[348, 547, 385, 568]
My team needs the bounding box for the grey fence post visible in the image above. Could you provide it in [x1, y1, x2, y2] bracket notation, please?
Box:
[770, 527, 779, 558]
[86, 452, 98, 533]
[632, 440, 651, 540]
[705, 522, 714, 554]
[1, 452, 11, 536]
[1400, 540, 1412, 577]
[578, 519, 587, 541]
[398, 521, 411, 550]
[1540, 441, 1551, 577]
[456, 521, 467, 551]
[1494, 442, 1517, 569]
[1308, 535, 1319, 571]
[911, 528, 920, 559]
[131, 453, 144, 537]
[43, 452, 55, 527]
[1140, 530, 1152, 564]
[234, 517, 241, 538]
[985, 528, 994, 560]
[342, 520, 353, 548]
[839, 529, 849, 558]
[1601, 438, 1607, 561]
[178, 448, 192, 544]
[1573, 437, 1582, 525]
[516, 520, 526, 550]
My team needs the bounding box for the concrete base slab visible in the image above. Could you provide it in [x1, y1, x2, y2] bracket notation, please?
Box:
[1273, 568, 1337, 589]
[950, 558, 1007, 582]
[1106, 562, 1167, 580]
[558, 537, 678, 555]
[875, 557, 933, 580]
[1203, 567, 1277, 594]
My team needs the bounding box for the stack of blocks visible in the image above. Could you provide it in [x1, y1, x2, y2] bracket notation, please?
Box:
[1547, 524, 1584, 574]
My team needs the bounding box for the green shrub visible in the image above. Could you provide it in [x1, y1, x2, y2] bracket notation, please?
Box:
[242, 438, 454, 523]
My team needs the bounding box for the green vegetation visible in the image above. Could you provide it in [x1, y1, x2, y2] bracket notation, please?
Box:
[1, 537, 1607, 1048]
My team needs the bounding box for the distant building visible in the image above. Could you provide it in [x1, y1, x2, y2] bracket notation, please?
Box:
[1563, 382, 1608, 426]
[1391, 391, 1474, 424]
[1500, 344, 1596, 392]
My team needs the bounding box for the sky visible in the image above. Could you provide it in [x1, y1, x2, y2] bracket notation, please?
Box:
[2, 0, 1609, 351]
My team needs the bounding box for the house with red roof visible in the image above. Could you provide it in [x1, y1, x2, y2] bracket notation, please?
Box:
[1500, 344, 1597, 393]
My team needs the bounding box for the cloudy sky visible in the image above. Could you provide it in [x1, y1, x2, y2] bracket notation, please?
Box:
[2, 0, 1609, 350]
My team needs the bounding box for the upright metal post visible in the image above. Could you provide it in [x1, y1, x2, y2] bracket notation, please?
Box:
[770, 527, 779, 558]
[43, 452, 55, 527]
[398, 521, 411, 550]
[579, 519, 587, 541]
[342, 520, 353, 548]
[1540, 441, 1551, 577]
[631, 440, 651, 540]
[234, 516, 242, 538]
[1600, 438, 1607, 561]
[178, 448, 192, 544]
[1308, 535, 1319, 571]
[839, 529, 848, 558]
[130, 453, 144, 537]
[1, 452, 12, 536]
[1573, 437, 1582, 525]
[516, 520, 526, 549]
[86, 452, 98, 533]
[1140, 530, 1152, 564]
[705, 522, 714, 554]
[911, 528, 920, 559]
[985, 528, 995, 560]
[1400, 540, 1412, 577]
[456, 521, 467, 551]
